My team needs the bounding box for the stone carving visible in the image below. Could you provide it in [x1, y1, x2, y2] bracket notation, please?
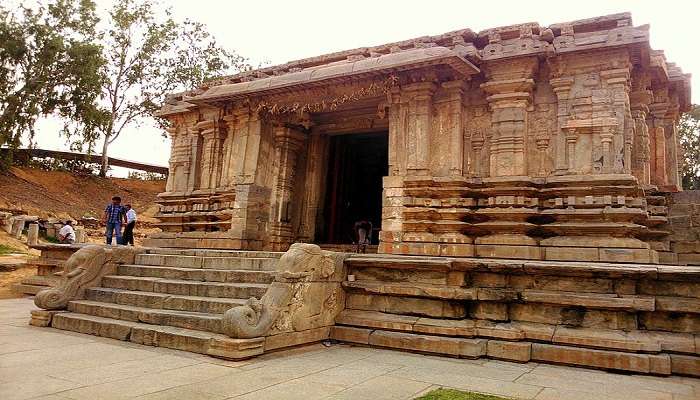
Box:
[35, 245, 141, 310]
[222, 243, 346, 339]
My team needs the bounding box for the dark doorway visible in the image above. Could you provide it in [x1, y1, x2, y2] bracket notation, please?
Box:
[320, 132, 388, 244]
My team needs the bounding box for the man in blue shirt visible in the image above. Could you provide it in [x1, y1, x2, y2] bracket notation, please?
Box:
[103, 196, 127, 245]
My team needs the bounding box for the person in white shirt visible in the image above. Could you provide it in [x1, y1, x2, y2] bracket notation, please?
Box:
[122, 204, 137, 245]
[58, 221, 76, 244]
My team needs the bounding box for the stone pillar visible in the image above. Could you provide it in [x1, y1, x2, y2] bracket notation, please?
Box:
[629, 74, 652, 185]
[600, 126, 615, 173]
[549, 76, 575, 175]
[663, 100, 682, 191]
[601, 68, 631, 174]
[75, 226, 86, 244]
[27, 223, 39, 246]
[196, 119, 225, 190]
[187, 125, 203, 191]
[404, 81, 436, 176]
[11, 218, 23, 239]
[298, 134, 328, 242]
[442, 80, 467, 176]
[387, 87, 404, 176]
[481, 58, 537, 177]
[268, 126, 306, 251]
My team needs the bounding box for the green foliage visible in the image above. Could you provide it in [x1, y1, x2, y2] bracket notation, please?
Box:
[0, 0, 106, 169]
[415, 388, 509, 400]
[679, 104, 700, 190]
[27, 156, 101, 175]
[43, 235, 59, 243]
[127, 170, 166, 180]
[72, 0, 251, 176]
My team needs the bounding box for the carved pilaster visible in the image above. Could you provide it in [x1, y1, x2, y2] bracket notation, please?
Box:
[481, 58, 537, 177]
[442, 80, 468, 176]
[269, 126, 307, 250]
[404, 81, 436, 176]
[549, 76, 575, 174]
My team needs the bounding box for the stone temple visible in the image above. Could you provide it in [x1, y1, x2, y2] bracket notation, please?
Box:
[147, 13, 690, 266]
[30, 13, 700, 378]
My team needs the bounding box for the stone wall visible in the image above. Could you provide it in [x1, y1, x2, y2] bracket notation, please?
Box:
[334, 255, 700, 376]
[661, 190, 700, 265]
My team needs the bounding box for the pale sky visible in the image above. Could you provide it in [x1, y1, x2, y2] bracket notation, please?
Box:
[31, 0, 699, 176]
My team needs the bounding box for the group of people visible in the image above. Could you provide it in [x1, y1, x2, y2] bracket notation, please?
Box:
[57, 196, 137, 245]
[103, 196, 137, 245]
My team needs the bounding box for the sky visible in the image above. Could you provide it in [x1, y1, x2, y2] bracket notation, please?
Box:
[30, 0, 699, 176]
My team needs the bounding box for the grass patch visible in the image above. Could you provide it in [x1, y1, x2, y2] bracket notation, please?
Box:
[415, 388, 510, 400]
[0, 244, 24, 255]
[44, 235, 60, 244]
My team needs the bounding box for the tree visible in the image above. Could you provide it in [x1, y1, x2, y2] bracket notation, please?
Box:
[0, 0, 105, 169]
[679, 104, 700, 190]
[85, 0, 249, 176]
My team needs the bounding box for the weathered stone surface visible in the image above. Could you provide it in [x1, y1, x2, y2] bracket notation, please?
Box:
[670, 354, 700, 376]
[330, 325, 371, 344]
[531, 343, 658, 374]
[346, 293, 465, 318]
[487, 340, 531, 362]
[369, 330, 487, 358]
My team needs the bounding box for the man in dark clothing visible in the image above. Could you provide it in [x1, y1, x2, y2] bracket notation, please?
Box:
[103, 196, 126, 245]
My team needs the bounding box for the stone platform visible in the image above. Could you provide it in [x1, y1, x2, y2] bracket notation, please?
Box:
[29, 246, 700, 378]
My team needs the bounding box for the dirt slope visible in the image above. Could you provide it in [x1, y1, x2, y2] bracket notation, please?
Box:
[0, 167, 165, 221]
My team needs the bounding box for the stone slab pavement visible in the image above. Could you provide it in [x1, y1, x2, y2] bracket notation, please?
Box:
[0, 298, 698, 400]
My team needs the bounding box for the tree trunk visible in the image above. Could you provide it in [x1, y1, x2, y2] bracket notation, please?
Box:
[99, 133, 110, 177]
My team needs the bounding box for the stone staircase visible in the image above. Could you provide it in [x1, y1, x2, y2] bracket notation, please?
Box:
[47, 249, 281, 355]
[331, 255, 700, 376]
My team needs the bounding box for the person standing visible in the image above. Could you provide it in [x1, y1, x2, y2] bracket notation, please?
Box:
[122, 204, 137, 246]
[103, 196, 126, 245]
[58, 220, 76, 244]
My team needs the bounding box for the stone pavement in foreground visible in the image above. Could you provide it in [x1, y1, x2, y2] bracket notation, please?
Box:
[1, 298, 698, 400]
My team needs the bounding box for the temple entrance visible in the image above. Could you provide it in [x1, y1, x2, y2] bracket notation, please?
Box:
[318, 132, 388, 245]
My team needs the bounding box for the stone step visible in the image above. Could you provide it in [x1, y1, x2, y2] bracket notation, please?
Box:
[336, 309, 700, 355]
[85, 287, 246, 314]
[345, 292, 466, 318]
[134, 253, 278, 271]
[343, 280, 479, 301]
[100, 275, 268, 299]
[67, 300, 224, 333]
[49, 312, 249, 357]
[118, 265, 275, 284]
[145, 248, 282, 259]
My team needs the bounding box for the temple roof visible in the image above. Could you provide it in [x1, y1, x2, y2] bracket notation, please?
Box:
[160, 12, 691, 116]
[188, 47, 479, 105]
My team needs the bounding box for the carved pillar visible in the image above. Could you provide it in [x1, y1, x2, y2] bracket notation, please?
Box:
[186, 124, 203, 191]
[165, 124, 190, 192]
[195, 120, 215, 190]
[600, 127, 615, 173]
[549, 77, 575, 175]
[404, 81, 436, 176]
[601, 68, 631, 174]
[298, 134, 328, 242]
[629, 72, 652, 185]
[442, 80, 467, 176]
[663, 99, 682, 191]
[269, 126, 306, 250]
[387, 87, 405, 176]
[649, 104, 668, 187]
[481, 58, 537, 177]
